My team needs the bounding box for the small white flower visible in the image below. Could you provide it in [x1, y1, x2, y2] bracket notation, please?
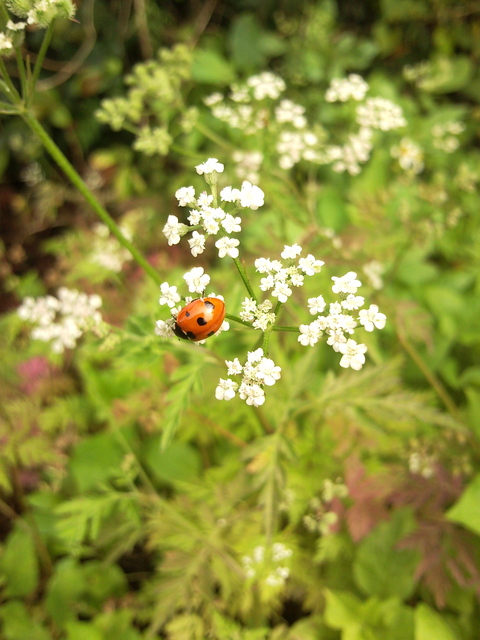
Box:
[215, 236, 240, 259]
[239, 181, 265, 210]
[188, 231, 206, 257]
[175, 186, 196, 206]
[299, 254, 324, 276]
[298, 321, 322, 346]
[159, 282, 181, 308]
[272, 543, 293, 562]
[260, 274, 275, 291]
[281, 244, 302, 260]
[202, 215, 220, 235]
[338, 339, 367, 370]
[341, 294, 365, 310]
[196, 192, 214, 207]
[220, 186, 241, 202]
[308, 296, 326, 315]
[155, 319, 175, 338]
[358, 304, 386, 332]
[221, 214, 242, 234]
[239, 383, 265, 407]
[272, 281, 292, 303]
[224, 359, 242, 376]
[247, 348, 265, 365]
[195, 157, 224, 175]
[215, 378, 238, 400]
[162, 215, 187, 246]
[256, 358, 281, 386]
[183, 266, 210, 293]
[331, 271, 362, 294]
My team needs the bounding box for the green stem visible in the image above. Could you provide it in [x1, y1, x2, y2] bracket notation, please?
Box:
[232, 256, 257, 301]
[194, 120, 232, 150]
[0, 56, 21, 102]
[271, 325, 300, 332]
[21, 110, 163, 286]
[225, 312, 254, 328]
[15, 47, 28, 99]
[29, 22, 55, 100]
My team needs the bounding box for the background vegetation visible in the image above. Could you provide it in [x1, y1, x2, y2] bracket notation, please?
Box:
[1, 0, 480, 638]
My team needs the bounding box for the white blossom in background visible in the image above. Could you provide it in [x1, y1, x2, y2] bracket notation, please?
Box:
[242, 542, 293, 588]
[363, 260, 384, 290]
[17, 288, 103, 353]
[275, 99, 307, 128]
[432, 121, 465, 153]
[391, 138, 424, 174]
[325, 74, 369, 102]
[246, 72, 286, 100]
[232, 150, 263, 183]
[91, 222, 133, 272]
[356, 97, 406, 131]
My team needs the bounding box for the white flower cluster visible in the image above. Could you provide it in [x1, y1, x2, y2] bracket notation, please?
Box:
[17, 287, 103, 353]
[325, 74, 369, 102]
[91, 223, 133, 272]
[163, 158, 264, 260]
[6, 0, 76, 27]
[391, 137, 424, 174]
[255, 244, 325, 304]
[298, 271, 386, 371]
[205, 73, 407, 176]
[242, 542, 292, 588]
[232, 150, 263, 183]
[356, 97, 407, 131]
[215, 348, 281, 407]
[154, 267, 229, 342]
[432, 121, 465, 153]
[239, 298, 276, 331]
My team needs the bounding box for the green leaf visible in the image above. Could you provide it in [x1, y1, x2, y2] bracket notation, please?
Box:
[65, 621, 104, 640]
[160, 361, 204, 450]
[353, 509, 420, 599]
[414, 604, 461, 640]
[0, 601, 51, 640]
[191, 49, 235, 85]
[228, 14, 286, 71]
[0, 522, 39, 597]
[143, 437, 201, 484]
[69, 430, 125, 492]
[446, 473, 480, 536]
[324, 589, 363, 629]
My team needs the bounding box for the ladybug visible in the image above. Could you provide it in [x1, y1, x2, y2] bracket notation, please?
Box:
[173, 297, 225, 342]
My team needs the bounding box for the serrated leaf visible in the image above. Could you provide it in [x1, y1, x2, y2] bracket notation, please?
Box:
[160, 361, 204, 450]
[69, 430, 125, 491]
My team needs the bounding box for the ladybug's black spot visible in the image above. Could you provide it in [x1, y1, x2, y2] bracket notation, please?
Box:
[173, 324, 189, 340]
[185, 311, 191, 317]
[197, 316, 207, 326]
[207, 331, 215, 337]
[186, 331, 196, 340]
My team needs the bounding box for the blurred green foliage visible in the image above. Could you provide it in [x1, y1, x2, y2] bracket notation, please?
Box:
[1, 0, 480, 639]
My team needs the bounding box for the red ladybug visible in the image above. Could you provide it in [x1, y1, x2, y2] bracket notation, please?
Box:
[173, 297, 225, 342]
